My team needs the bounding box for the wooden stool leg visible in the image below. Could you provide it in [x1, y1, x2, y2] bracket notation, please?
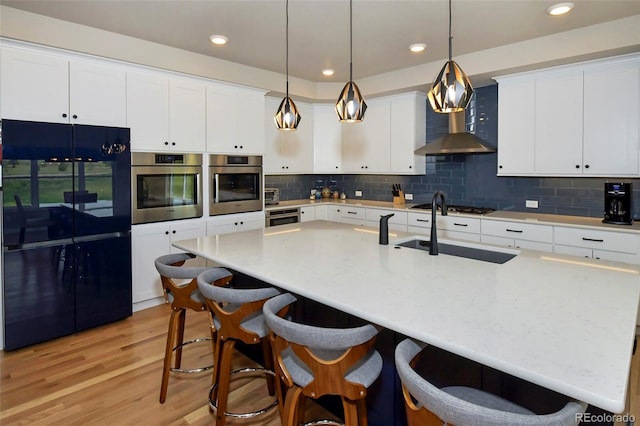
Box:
[160, 309, 179, 403]
[214, 339, 236, 426]
[283, 386, 303, 426]
[174, 309, 186, 369]
[342, 398, 360, 426]
[261, 338, 276, 395]
[209, 332, 224, 413]
[356, 398, 368, 426]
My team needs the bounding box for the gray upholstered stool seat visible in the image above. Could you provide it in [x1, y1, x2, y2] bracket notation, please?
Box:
[395, 338, 588, 426]
[154, 253, 233, 403]
[263, 293, 383, 426]
[197, 268, 281, 426]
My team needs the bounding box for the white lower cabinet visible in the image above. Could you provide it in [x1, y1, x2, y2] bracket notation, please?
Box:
[131, 220, 207, 304]
[314, 205, 329, 221]
[365, 208, 407, 232]
[207, 212, 265, 235]
[553, 226, 639, 263]
[407, 212, 480, 242]
[300, 206, 316, 222]
[481, 219, 553, 252]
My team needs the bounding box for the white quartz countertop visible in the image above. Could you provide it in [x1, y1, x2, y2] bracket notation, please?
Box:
[173, 221, 640, 413]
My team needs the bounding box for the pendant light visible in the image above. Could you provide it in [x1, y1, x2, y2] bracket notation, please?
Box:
[428, 0, 473, 113]
[274, 0, 301, 130]
[335, 0, 367, 122]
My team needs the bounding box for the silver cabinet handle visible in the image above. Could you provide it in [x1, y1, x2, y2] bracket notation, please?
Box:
[416, 218, 429, 223]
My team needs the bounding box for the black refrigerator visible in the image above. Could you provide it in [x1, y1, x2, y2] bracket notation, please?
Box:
[1, 119, 132, 350]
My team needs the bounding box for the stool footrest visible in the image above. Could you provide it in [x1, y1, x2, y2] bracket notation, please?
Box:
[209, 367, 278, 419]
[303, 421, 344, 426]
[170, 337, 213, 374]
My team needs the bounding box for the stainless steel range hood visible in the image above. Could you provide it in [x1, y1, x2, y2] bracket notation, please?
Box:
[414, 111, 496, 155]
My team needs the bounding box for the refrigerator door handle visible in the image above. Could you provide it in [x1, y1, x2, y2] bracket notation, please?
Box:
[4, 238, 74, 251]
[73, 231, 131, 243]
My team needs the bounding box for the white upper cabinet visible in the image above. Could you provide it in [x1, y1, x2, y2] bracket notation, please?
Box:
[533, 69, 584, 175]
[206, 84, 266, 154]
[497, 54, 640, 177]
[496, 78, 535, 174]
[313, 104, 343, 173]
[264, 97, 314, 174]
[127, 72, 205, 152]
[390, 92, 426, 175]
[582, 61, 639, 175]
[342, 98, 391, 173]
[1, 48, 125, 126]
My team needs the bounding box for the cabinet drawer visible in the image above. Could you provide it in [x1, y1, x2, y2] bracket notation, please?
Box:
[554, 227, 638, 254]
[482, 219, 553, 243]
[340, 206, 366, 221]
[408, 212, 432, 228]
[439, 216, 481, 234]
[366, 208, 408, 225]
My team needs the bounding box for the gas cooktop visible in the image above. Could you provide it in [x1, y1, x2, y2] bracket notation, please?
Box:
[410, 203, 496, 215]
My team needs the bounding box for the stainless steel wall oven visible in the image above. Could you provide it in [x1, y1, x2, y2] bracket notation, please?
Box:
[209, 154, 262, 216]
[131, 153, 203, 224]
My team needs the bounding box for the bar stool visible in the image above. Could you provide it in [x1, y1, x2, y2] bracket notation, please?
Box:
[262, 292, 383, 426]
[155, 253, 233, 403]
[197, 268, 281, 426]
[395, 338, 588, 426]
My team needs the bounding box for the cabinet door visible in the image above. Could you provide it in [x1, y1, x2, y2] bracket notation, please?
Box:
[390, 93, 426, 174]
[342, 100, 391, 173]
[1, 48, 69, 123]
[131, 224, 171, 303]
[300, 206, 316, 222]
[237, 90, 266, 154]
[583, 61, 640, 175]
[126, 72, 170, 150]
[313, 104, 343, 173]
[534, 70, 583, 174]
[496, 78, 535, 175]
[206, 85, 237, 153]
[169, 79, 206, 152]
[69, 61, 126, 127]
[171, 220, 207, 244]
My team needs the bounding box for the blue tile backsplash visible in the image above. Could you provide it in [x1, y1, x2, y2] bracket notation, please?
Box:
[266, 85, 639, 220]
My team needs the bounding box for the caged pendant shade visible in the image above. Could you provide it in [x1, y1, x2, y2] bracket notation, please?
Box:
[335, 0, 367, 122]
[274, 0, 301, 130]
[428, 0, 473, 113]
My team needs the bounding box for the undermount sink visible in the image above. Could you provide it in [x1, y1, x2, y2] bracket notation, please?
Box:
[395, 239, 517, 264]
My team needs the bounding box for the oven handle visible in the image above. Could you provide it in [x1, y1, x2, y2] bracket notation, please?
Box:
[213, 173, 219, 203]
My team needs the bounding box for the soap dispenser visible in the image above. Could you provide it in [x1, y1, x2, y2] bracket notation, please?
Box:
[379, 213, 395, 245]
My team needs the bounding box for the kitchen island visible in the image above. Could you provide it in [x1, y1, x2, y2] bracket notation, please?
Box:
[173, 220, 640, 415]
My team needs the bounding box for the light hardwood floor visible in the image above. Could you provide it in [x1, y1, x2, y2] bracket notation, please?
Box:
[0, 304, 638, 425]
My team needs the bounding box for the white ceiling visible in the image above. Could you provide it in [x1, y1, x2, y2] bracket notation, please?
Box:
[3, 0, 640, 84]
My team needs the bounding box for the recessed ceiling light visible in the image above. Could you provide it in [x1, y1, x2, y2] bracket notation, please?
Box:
[409, 43, 427, 53]
[209, 35, 229, 45]
[322, 69, 335, 77]
[546, 2, 574, 16]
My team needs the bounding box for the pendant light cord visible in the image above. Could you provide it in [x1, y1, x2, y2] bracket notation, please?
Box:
[448, 0, 453, 61]
[286, 0, 289, 96]
[349, 0, 353, 81]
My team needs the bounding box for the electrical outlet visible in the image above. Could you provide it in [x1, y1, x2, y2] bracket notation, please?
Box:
[355, 190, 363, 197]
[404, 193, 413, 201]
[526, 200, 539, 209]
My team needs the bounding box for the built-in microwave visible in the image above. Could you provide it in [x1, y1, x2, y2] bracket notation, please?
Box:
[209, 154, 263, 216]
[131, 152, 203, 224]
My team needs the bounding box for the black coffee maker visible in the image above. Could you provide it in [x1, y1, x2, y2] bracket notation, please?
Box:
[603, 183, 633, 225]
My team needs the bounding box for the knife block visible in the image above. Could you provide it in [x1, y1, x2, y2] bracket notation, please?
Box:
[393, 191, 405, 205]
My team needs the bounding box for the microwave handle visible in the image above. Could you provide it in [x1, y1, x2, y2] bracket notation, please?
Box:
[213, 173, 219, 203]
